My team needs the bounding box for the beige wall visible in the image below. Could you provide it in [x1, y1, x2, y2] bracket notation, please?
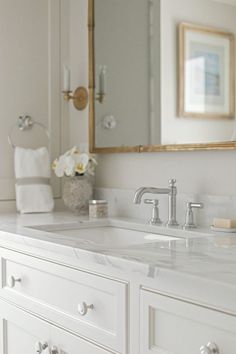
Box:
[59, 0, 89, 152]
[0, 0, 88, 212]
[95, 150, 236, 196]
[0, 0, 61, 205]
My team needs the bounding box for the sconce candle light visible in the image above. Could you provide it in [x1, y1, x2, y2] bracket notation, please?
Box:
[62, 65, 88, 111]
[96, 65, 107, 103]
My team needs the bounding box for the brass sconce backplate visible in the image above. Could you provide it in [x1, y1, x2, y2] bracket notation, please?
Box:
[63, 87, 89, 111]
[73, 87, 88, 111]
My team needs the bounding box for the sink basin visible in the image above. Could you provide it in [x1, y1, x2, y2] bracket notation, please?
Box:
[29, 221, 179, 249]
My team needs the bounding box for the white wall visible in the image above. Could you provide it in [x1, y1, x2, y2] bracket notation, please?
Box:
[0, 0, 89, 213]
[95, 151, 236, 196]
[0, 0, 61, 209]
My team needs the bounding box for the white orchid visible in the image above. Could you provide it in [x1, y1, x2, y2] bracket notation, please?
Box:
[74, 153, 89, 175]
[64, 155, 75, 176]
[87, 155, 97, 176]
[52, 147, 97, 178]
[52, 155, 66, 177]
[68, 146, 79, 156]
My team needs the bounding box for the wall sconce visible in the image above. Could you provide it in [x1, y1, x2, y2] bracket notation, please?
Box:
[96, 65, 107, 104]
[62, 66, 88, 111]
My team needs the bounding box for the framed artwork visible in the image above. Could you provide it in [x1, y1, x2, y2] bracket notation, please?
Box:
[178, 23, 235, 119]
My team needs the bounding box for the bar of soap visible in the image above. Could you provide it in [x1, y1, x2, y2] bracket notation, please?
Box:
[213, 218, 236, 229]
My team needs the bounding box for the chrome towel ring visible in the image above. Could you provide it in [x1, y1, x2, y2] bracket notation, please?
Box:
[8, 115, 49, 149]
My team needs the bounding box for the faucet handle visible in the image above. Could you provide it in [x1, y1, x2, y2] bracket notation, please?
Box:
[183, 202, 204, 230]
[187, 202, 204, 209]
[169, 179, 177, 187]
[144, 199, 162, 225]
[144, 199, 159, 206]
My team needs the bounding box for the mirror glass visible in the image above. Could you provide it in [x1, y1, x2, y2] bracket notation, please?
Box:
[91, 0, 236, 152]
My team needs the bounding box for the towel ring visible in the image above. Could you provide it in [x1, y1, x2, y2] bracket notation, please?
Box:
[8, 115, 50, 149]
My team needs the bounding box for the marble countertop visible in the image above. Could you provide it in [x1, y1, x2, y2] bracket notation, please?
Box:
[0, 211, 236, 314]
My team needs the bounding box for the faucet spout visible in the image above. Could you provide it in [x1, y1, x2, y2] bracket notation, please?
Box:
[133, 187, 170, 204]
[133, 179, 179, 227]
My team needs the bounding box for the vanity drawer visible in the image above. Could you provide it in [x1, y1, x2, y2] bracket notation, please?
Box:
[140, 288, 236, 354]
[0, 249, 127, 353]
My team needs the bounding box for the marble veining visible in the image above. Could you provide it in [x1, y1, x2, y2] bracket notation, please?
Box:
[0, 212, 235, 283]
[0, 211, 236, 313]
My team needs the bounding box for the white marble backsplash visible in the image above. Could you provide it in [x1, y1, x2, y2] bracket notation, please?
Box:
[95, 188, 236, 227]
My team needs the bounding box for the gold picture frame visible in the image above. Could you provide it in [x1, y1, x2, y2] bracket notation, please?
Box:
[179, 22, 235, 119]
[88, 1, 236, 153]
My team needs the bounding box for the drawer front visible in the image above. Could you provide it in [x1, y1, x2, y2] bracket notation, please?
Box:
[0, 249, 127, 353]
[0, 299, 115, 354]
[140, 289, 236, 354]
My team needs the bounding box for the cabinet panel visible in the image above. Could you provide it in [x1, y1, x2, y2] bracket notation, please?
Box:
[0, 248, 127, 353]
[0, 300, 114, 354]
[140, 289, 236, 354]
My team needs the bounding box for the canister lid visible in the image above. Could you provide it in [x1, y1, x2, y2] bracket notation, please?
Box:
[89, 200, 108, 205]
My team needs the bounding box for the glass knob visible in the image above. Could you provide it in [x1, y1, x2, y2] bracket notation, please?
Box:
[7, 276, 21, 288]
[200, 343, 219, 354]
[78, 301, 94, 316]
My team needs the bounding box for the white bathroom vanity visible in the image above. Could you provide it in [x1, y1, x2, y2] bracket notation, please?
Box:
[0, 213, 235, 354]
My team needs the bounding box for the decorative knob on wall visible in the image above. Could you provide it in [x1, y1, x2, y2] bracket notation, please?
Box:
[200, 342, 219, 354]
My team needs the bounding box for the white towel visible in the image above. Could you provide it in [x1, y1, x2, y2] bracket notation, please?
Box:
[14, 147, 54, 214]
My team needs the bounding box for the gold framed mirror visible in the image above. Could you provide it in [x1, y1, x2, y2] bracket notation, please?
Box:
[88, 0, 236, 153]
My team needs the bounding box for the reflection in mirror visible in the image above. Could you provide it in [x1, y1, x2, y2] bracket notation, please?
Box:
[89, 0, 236, 153]
[94, 0, 161, 148]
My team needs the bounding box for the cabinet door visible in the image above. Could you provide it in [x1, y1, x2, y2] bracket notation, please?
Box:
[0, 300, 114, 354]
[0, 302, 49, 354]
[140, 289, 236, 354]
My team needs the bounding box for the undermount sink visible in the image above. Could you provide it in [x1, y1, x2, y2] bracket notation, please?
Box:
[29, 221, 179, 249]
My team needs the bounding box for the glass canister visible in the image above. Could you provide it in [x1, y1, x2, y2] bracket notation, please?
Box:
[89, 200, 108, 218]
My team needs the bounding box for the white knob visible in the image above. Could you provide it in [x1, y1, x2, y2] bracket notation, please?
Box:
[34, 341, 48, 354]
[7, 276, 21, 288]
[78, 301, 94, 316]
[200, 343, 219, 354]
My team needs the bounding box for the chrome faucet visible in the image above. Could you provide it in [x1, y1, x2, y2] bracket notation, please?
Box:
[133, 179, 179, 227]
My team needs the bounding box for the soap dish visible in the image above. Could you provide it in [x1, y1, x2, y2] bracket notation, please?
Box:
[211, 226, 236, 233]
